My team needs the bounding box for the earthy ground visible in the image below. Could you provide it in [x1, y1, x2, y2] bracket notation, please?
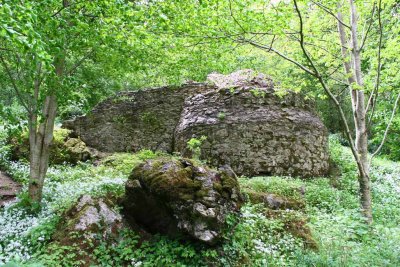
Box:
[0, 170, 21, 207]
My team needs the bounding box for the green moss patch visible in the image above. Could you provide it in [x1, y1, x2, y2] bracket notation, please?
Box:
[130, 157, 204, 200]
[101, 153, 143, 175]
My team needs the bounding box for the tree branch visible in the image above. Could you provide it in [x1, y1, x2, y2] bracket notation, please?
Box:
[244, 39, 316, 76]
[359, 2, 376, 51]
[66, 49, 94, 76]
[228, 0, 246, 33]
[0, 54, 30, 113]
[51, 0, 79, 17]
[337, 9, 358, 112]
[366, 0, 382, 114]
[370, 92, 400, 163]
[293, 0, 365, 175]
[311, 0, 351, 30]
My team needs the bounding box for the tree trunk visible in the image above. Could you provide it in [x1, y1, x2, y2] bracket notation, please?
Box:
[349, 0, 372, 223]
[336, 0, 372, 223]
[353, 91, 372, 222]
[28, 95, 57, 203]
[28, 55, 63, 204]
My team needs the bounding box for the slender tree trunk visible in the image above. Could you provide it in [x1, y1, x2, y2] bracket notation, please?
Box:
[349, 0, 372, 222]
[28, 57, 63, 203]
[337, 0, 372, 222]
[354, 91, 372, 222]
[28, 95, 57, 202]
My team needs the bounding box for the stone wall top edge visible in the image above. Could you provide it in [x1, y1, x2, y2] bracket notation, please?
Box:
[115, 82, 216, 96]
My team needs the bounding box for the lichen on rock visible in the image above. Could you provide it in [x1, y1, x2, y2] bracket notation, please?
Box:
[54, 195, 123, 242]
[123, 157, 243, 244]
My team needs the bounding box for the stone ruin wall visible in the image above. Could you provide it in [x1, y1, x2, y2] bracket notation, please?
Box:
[174, 88, 329, 177]
[64, 71, 330, 177]
[64, 83, 211, 153]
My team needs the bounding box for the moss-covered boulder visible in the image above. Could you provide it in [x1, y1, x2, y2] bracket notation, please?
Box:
[46, 195, 125, 265]
[54, 195, 123, 243]
[123, 157, 243, 244]
[10, 128, 93, 164]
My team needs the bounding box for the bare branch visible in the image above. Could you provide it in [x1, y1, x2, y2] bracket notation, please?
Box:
[244, 39, 316, 76]
[292, 0, 322, 77]
[66, 49, 94, 76]
[366, 0, 382, 114]
[268, 35, 276, 52]
[370, 92, 400, 163]
[360, 2, 377, 51]
[51, 0, 80, 17]
[0, 47, 15, 52]
[228, 0, 246, 33]
[337, 9, 357, 111]
[288, 34, 343, 61]
[293, 0, 365, 175]
[311, 0, 351, 30]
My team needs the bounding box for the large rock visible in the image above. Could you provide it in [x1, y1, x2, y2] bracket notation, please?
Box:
[54, 195, 123, 242]
[123, 157, 243, 244]
[48, 195, 125, 265]
[64, 70, 329, 177]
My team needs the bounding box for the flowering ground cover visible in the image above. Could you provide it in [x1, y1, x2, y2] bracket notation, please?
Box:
[0, 133, 399, 266]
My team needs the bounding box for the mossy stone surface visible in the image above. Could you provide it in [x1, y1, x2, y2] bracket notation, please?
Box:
[123, 156, 243, 244]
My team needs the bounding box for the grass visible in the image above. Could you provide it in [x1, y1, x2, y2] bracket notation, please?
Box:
[293, 136, 400, 266]
[0, 132, 399, 266]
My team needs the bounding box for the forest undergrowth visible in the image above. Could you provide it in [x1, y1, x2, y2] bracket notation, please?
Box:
[0, 130, 399, 267]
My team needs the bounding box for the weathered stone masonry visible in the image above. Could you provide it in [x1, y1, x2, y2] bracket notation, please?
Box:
[64, 70, 330, 177]
[64, 83, 210, 153]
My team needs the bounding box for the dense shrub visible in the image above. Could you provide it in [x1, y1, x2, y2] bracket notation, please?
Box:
[8, 128, 92, 165]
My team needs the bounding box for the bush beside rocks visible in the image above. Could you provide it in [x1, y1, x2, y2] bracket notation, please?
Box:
[9, 128, 94, 164]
